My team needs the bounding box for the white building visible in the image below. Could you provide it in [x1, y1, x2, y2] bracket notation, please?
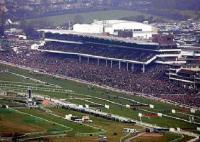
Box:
[73, 24, 103, 34]
[73, 20, 157, 39]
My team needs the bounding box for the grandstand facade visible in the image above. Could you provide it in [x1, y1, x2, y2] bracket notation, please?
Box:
[167, 67, 200, 89]
[38, 29, 186, 72]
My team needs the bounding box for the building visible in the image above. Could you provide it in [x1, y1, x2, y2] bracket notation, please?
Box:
[152, 34, 176, 47]
[38, 26, 185, 73]
[73, 20, 158, 39]
[167, 66, 200, 89]
[73, 23, 103, 34]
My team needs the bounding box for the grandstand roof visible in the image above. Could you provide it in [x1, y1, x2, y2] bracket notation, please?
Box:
[38, 29, 159, 46]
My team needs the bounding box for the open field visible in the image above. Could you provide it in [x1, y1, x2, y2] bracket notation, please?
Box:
[0, 72, 35, 83]
[0, 63, 199, 141]
[26, 10, 167, 26]
[25, 9, 200, 27]
[22, 107, 141, 142]
[130, 132, 194, 142]
[0, 108, 69, 135]
[130, 132, 181, 142]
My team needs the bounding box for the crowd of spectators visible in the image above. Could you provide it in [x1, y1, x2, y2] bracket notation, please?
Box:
[40, 42, 156, 62]
[160, 94, 200, 107]
[0, 48, 199, 107]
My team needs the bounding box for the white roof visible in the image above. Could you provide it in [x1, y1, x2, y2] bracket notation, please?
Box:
[94, 20, 143, 25]
[93, 20, 153, 30]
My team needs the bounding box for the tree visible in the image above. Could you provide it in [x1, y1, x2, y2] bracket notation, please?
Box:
[135, 15, 145, 22]
[20, 20, 40, 39]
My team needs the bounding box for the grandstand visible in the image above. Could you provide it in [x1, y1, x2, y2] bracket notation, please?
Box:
[167, 66, 200, 89]
[40, 41, 157, 62]
[42, 30, 160, 49]
[37, 29, 185, 73]
[0, 39, 199, 107]
[1, 49, 197, 96]
[0, 25, 198, 107]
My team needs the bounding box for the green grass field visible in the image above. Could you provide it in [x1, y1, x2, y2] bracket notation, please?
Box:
[26, 10, 166, 27]
[0, 108, 69, 134]
[25, 9, 200, 27]
[0, 63, 199, 141]
[17, 108, 99, 134]
[0, 72, 35, 83]
[0, 64, 200, 129]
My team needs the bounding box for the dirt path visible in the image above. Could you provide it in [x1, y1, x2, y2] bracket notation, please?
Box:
[124, 132, 145, 142]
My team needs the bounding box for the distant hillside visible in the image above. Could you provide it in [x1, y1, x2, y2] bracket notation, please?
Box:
[147, 0, 200, 10]
[5, 0, 200, 24]
[131, 0, 200, 20]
